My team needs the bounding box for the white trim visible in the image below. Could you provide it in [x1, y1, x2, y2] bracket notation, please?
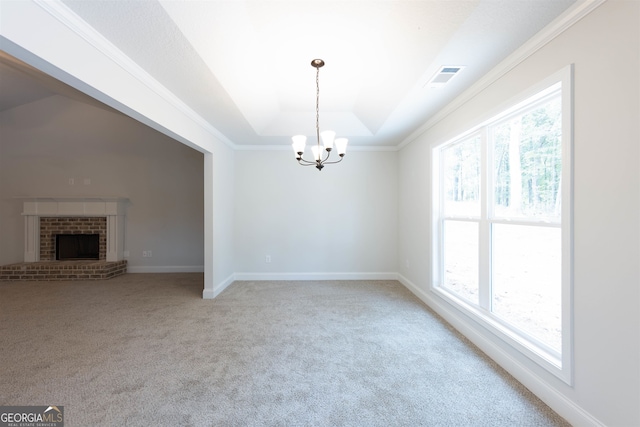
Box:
[21, 198, 127, 262]
[233, 145, 399, 152]
[433, 285, 563, 374]
[127, 265, 205, 273]
[397, 274, 605, 427]
[398, 0, 605, 149]
[33, 0, 237, 151]
[203, 273, 236, 299]
[202, 153, 215, 303]
[560, 64, 575, 385]
[234, 272, 398, 281]
[430, 66, 573, 384]
[24, 216, 40, 262]
[202, 288, 217, 299]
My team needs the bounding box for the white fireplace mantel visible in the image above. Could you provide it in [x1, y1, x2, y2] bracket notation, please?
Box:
[21, 198, 128, 262]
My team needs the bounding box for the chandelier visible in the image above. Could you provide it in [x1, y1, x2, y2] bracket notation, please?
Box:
[292, 59, 348, 171]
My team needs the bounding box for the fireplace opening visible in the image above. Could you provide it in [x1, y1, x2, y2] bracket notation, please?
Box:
[56, 234, 100, 261]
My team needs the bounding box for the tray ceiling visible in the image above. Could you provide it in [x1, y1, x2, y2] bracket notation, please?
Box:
[2, 0, 578, 147]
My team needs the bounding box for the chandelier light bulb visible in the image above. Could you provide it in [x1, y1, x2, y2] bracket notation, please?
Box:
[292, 135, 306, 158]
[335, 138, 348, 156]
[311, 144, 322, 161]
[321, 130, 336, 150]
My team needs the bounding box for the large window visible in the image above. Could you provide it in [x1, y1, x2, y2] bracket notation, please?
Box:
[432, 67, 572, 383]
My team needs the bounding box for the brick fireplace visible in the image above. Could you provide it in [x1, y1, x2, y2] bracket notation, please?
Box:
[22, 198, 127, 262]
[0, 198, 128, 281]
[40, 217, 107, 261]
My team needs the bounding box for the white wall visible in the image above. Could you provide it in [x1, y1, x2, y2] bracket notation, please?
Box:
[398, 1, 639, 426]
[0, 95, 205, 270]
[209, 144, 236, 295]
[234, 149, 398, 279]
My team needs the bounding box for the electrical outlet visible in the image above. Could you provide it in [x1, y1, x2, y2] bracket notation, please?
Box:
[143, 250, 152, 258]
[265, 255, 271, 263]
[68, 178, 75, 185]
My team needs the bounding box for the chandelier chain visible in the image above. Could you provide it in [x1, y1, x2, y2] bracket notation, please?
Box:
[315, 66, 320, 149]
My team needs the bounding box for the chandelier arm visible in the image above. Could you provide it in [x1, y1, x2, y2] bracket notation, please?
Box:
[297, 157, 318, 166]
[320, 148, 332, 164]
[320, 155, 345, 165]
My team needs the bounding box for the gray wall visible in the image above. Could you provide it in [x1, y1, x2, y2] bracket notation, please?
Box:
[0, 95, 204, 270]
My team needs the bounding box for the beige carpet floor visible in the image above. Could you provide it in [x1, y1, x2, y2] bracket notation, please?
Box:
[0, 273, 569, 426]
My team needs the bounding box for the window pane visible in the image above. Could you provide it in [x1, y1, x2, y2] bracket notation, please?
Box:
[492, 96, 561, 221]
[491, 224, 561, 351]
[443, 135, 481, 217]
[443, 220, 478, 304]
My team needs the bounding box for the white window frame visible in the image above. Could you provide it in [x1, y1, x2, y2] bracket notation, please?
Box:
[431, 65, 573, 384]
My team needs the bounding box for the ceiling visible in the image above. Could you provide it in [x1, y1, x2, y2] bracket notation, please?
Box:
[1, 0, 578, 147]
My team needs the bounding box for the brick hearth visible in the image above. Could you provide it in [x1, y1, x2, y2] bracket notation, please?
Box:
[0, 260, 127, 281]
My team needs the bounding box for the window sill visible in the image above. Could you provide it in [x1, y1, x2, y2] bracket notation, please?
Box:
[432, 286, 571, 385]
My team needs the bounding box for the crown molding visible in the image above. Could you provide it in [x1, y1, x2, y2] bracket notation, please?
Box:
[398, 0, 607, 150]
[234, 144, 399, 152]
[33, 0, 237, 151]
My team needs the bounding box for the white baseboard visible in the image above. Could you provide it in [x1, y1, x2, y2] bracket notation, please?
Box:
[397, 274, 605, 427]
[233, 272, 398, 281]
[203, 272, 397, 298]
[127, 265, 204, 273]
[203, 272, 235, 299]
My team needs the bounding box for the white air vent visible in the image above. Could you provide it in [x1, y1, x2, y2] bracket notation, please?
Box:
[426, 66, 465, 88]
